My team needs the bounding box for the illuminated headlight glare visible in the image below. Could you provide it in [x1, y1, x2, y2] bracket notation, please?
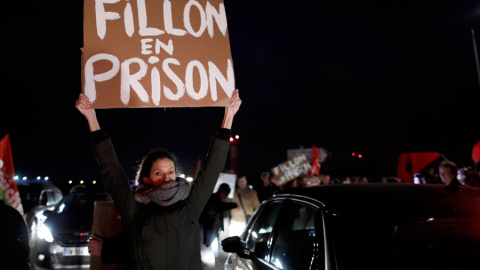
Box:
[37, 224, 54, 243]
[37, 254, 45, 261]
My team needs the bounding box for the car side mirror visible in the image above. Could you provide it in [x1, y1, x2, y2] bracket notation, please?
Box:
[221, 236, 250, 258]
[43, 210, 53, 217]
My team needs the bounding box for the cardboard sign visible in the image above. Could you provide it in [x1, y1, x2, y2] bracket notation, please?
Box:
[82, 0, 234, 108]
[90, 199, 125, 270]
[271, 154, 312, 185]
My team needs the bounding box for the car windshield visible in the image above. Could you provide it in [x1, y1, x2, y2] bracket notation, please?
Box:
[54, 193, 108, 215]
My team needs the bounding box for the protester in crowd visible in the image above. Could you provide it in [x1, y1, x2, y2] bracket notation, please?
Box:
[319, 174, 331, 185]
[359, 176, 369, 184]
[351, 176, 360, 184]
[0, 199, 30, 270]
[229, 174, 260, 237]
[342, 176, 352, 184]
[199, 183, 237, 267]
[439, 160, 463, 191]
[75, 90, 241, 270]
[256, 171, 280, 202]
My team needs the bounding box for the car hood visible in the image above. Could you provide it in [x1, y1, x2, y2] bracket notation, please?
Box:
[44, 213, 94, 234]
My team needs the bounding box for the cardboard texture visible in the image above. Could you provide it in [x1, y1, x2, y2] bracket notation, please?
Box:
[271, 154, 313, 185]
[90, 199, 125, 270]
[82, 0, 234, 108]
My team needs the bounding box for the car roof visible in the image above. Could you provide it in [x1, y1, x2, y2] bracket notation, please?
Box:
[273, 183, 480, 222]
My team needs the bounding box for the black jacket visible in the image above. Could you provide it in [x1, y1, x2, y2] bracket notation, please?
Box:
[199, 192, 237, 247]
[91, 129, 230, 270]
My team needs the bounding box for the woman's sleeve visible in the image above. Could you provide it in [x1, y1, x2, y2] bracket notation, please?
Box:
[101, 232, 128, 264]
[91, 130, 137, 222]
[188, 129, 231, 218]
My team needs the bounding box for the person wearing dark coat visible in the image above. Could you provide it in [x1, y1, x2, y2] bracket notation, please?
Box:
[199, 183, 237, 248]
[75, 90, 241, 270]
[256, 171, 280, 202]
[0, 199, 30, 270]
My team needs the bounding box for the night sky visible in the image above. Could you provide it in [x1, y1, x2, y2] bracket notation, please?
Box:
[1, 0, 480, 191]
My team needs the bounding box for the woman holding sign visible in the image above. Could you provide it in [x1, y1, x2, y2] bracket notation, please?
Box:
[75, 90, 241, 270]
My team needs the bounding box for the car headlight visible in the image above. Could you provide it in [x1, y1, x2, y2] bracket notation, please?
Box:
[37, 224, 54, 243]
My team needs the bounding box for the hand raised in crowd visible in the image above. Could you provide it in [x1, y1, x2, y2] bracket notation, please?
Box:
[222, 89, 242, 129]
[75, 93, 100, 132]
[75, 93, 94, 117]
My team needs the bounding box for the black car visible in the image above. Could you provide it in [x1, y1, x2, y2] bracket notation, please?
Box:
[222, 183, 480, 270]
[17, 182, 64, 237]
[31, 190, 109, 270]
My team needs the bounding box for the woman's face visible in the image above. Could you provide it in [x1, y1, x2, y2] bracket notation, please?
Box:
[237, 176, 248, 189]
[143, 158, 176, 186]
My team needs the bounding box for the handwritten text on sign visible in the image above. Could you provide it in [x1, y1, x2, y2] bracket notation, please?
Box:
[82, 0, 234, 108]
[271, 155, 312, 185]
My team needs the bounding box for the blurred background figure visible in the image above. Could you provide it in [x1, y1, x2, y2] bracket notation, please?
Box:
[342, 176, 352, 184]
[359, 176, 369, 184]
[199, 183, 237, 267]
[439, 160, 463, 190]
[256, 171, 280, 202]
[229, 175, 260, 237]
[351, 176, 360, 184]
[319, 174, 331, 185]
[0, 199, 30, 270]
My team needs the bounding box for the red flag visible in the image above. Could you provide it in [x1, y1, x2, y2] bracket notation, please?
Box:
[396, 152, 442, 183]
[309, 145, 321, 176]
[472, 140, 480, 163]
[192, 155, 202, 180]
[0, 134, 24, 215]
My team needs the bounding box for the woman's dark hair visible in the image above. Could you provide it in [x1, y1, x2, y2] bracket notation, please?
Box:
[135, 149, 178, 185]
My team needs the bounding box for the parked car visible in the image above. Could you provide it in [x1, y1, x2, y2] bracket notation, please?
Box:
[222, 183, 480, 270]
[30, 189, 109, 270]
[17, 182, 64, 237]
